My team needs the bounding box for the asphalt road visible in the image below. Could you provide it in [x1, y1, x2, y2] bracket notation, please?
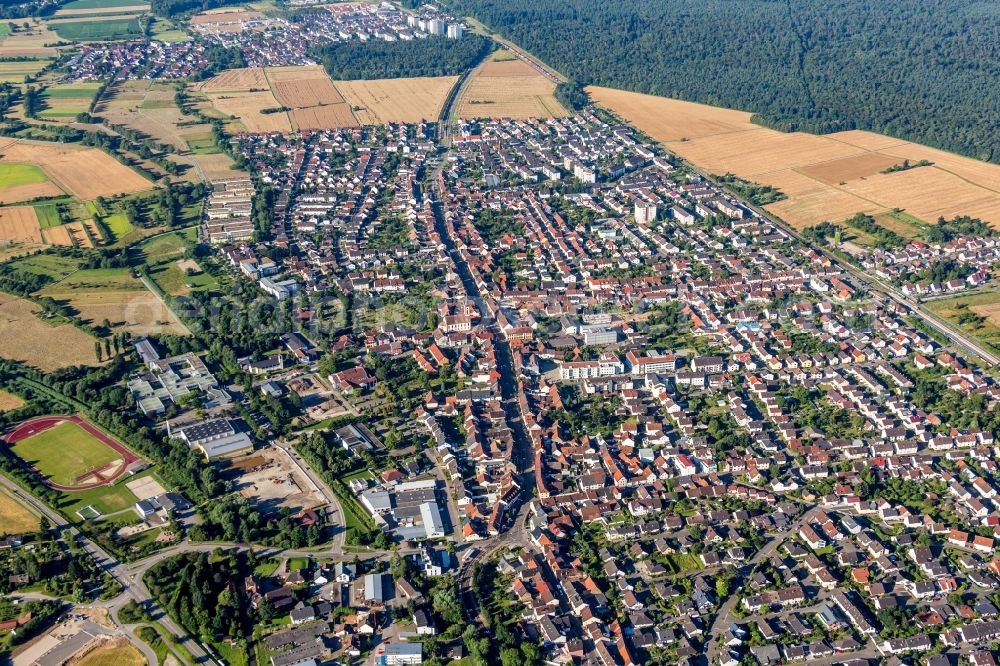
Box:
[703, 507, 818, 665]
[692, 164, 1000, 368]
[0, 474, 214, 664]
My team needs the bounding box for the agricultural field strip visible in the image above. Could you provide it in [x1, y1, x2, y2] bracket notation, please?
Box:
[589, 87, 1000, 228]
[54, 5, 149, 16]
[47, 13, 145, 24]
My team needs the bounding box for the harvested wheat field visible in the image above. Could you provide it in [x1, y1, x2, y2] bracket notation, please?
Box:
[797, 153, 900, 185]
[588, 88, 756, 141]
[273, 78, 344, 108]
[290, 104, 358, 130]
[54, 4, 149, 15]
[40, 286, 186, 336]
[0, 206, 42, 243]
[335, 76, 457, 124]
[54, 220, 95, 247]
[0, 20, 58, 57]
[48, 13, 144, 23]
[204, 90, 291, 133]
[590, 86, 1000, 230]
[0, 488, 38, 535]
[267, 65, 344, 106]
[0, 181, 63, 203]
[182, 152, 245, 180]
[0, 293, 98, 370]
[458, 60, 565, 120]
[0, 140, 151, 199]
[200, 67, 269, 92]
[0, 390, 25, 412]
[43, 224, 74, 246]
[191, 9, 263, 26]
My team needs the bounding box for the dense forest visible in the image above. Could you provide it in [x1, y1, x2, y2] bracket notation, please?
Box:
[311, 34, 492, 80]
[151, 0, 228, 18]
[446, 0, 1000, 162]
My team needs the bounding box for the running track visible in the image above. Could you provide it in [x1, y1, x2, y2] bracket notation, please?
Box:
[4, 415, 141, 491]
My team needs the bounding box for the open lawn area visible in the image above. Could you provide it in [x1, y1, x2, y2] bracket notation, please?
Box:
[33, 202, 62, 228]
[150, 18, 186, 41]
[10, 420, 123, 487]
[137, 228, 217, 296]
[0, 488, 39, 535]
[6, 251, 79, 279]
[103, 212, 133, 240]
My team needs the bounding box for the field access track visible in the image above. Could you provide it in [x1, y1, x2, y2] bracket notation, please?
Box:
[4, 415, 140, 490]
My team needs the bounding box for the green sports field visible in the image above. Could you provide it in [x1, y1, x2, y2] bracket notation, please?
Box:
[0, 163, 48, 189]
[10, 421, 122, 487]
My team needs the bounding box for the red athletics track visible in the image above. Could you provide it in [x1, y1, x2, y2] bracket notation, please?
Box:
[4, 415, 141, 491]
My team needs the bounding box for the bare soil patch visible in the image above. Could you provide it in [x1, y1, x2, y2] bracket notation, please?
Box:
[225, 446, 325, 514]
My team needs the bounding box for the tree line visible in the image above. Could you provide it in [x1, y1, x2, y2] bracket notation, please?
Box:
[447, 0, 1000, 163]
[310, 34, 493, 80]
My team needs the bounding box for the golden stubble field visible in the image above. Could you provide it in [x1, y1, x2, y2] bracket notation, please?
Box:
[0, 206, 43, 243]
[203, 90, 291, 133]
[198, 67, 461, 131]
[40, 286, 187, 336]
[190, 8, 264, 30]
[43, 220, 95, 248]
[457, 59, 567, 120]
[268, 65, 344, 106]
[0, 292, 99, 370]
[589, 86, 1000, 230]
[0, 19, 58, 57]
[0, 140, 152, 200]
[0, 488, 38, 535]
[335, 76, 457, 124]
[0, 389, 25, 412]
